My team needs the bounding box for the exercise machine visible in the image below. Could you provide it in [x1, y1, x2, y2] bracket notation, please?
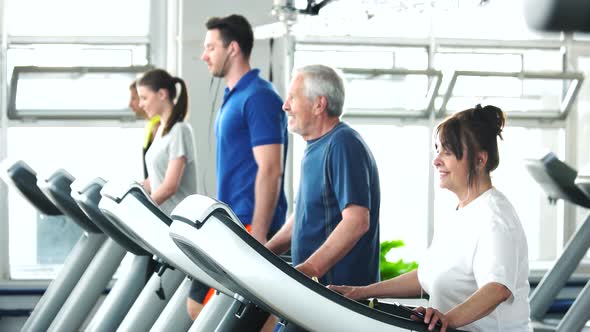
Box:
[71, 177, 153, 332]
[169, 194, 465, 332]
[37, 169, 127, 332]
[0, 160, 102, 332]
[526, 152, 590, 331]
[98, 180, 280, 332]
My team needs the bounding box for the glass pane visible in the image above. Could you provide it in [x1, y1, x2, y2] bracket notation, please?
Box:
[6, 196, 82, 279]
[523, 50, 564, 72]
[436, 52, 523, 73]
[6, 0, 149, 37]
[13, 70, 139, 116]
[443, 75, 574, 114]
[292, 124, 431, 262]
[7, 126, 144, 279]
[7, 45, 148, 73]
[435, 52, 523, 98]
[345, 74, 431, 110]
[359, 125, 431, 262]
[295, 45, 428, 70]
[295, 45, 433, 113]
[575, 56, 590, 260]
[573, 33, 590, 41]
[496, 127, 565, 261]
[434, 49, 564, 97]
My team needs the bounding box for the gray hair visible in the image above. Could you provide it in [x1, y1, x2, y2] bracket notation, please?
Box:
[296, 64, 345, 118]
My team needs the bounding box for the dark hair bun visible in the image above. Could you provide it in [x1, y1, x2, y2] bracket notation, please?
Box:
[474, 104, 506, 140]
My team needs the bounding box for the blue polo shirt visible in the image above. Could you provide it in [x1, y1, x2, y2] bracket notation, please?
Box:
[293, 122, 380, 286]
[215, 69, 288, 233]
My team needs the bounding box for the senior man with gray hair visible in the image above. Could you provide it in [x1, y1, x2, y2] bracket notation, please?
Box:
[266, 64, 381, 287]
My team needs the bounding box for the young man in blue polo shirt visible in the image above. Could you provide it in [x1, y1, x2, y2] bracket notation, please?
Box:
[266, 64, 381, 288]
[186, 14, 288, 321]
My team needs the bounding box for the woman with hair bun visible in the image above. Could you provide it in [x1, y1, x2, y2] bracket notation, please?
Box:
[329, 105, 531, 332]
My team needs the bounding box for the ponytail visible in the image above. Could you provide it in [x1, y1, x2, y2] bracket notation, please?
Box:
[138, 69, 189, 136]
[162, 77, 189, 136]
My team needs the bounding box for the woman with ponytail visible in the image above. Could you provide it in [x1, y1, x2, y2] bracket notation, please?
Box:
[137, 68, 197, 215]
[330, 105, 531, 332]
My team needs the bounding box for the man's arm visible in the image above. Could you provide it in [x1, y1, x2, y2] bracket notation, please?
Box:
[250, 143, 284, 244]
[265, 213, 294, 255]
[296, 204, 370, 278]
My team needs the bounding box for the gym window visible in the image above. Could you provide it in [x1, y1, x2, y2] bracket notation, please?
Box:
[9, 66, 151, 120]
[292, 40, 583, 265]
[2, 0, 160, 279]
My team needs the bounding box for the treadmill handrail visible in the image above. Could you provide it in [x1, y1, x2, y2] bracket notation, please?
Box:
[3, 160, 63, 216]
[40, 169, 101, 233]
[99, 184, 233, 295]
[128, 188, 172, 226]
[525, 152, 590, 209]
[72, 178, 150, 256]
[574, 164, 590, 200]
[101, 182, 171, 226]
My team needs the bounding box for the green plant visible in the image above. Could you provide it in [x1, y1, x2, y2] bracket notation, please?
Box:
[380, 240, 419, 281]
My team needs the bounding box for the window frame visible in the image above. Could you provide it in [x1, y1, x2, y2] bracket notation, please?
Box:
[8, 65, 153, 120]
[0, 33, 8, 283]
[438, 70, 585, 119]
[340, 67, 443, 118]
[290, 36, 588, 271]
[0, 0, 166, 283]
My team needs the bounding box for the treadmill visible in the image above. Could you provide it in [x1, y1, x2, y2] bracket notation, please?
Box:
[37, 169, 128, 332]
[71, 177, 153, 332]
[98, 180, 277, 332]
[577, 164, 590, 198]
[95, 180, 187, 332]
[169, 194, 466, 332]
[568, 163, 590, 331]
[0, 160, 103, 332]
[525, 152, 590, 332]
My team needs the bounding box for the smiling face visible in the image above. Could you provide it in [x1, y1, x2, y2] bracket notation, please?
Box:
[129, 87, 147, 118]
[433, 136, 470, 197]
[201, 29, 231, 78]
[137, 85, 165, 119]
[283, 73, 316, 139]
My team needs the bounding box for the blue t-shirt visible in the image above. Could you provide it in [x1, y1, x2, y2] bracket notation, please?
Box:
[293, 122, 380, 286]
[215, 69, 288, 233]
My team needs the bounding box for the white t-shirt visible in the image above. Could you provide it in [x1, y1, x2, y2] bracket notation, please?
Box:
[145, 122, 197, 215]
[418, 188, 532, 332]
